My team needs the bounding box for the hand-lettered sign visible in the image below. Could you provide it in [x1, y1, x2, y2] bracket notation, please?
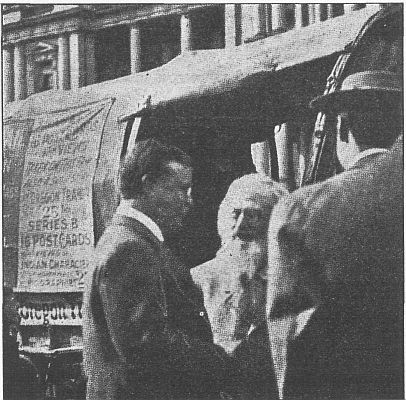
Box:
[3, 118, 34, 288]
[16, 99, 114, 292]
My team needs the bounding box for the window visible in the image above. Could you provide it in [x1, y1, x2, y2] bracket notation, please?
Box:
[141, 15, 181, 71]
[192, 6, 225, 50]
[95, 26, 131, 83]
[40, 73, 53, 92]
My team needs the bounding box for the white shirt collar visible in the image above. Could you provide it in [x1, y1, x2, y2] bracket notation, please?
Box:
[347, 148, 389, 170]
[116, 200, 164, 242]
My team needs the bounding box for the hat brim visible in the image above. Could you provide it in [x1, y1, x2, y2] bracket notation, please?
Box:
[309, 89, 402, 113]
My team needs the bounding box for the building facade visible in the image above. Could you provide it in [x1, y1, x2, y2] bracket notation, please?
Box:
[3, 4, 384, 104]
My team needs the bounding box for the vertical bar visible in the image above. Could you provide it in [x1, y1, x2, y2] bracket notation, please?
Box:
[272, 4, 288, 34]
[295, 4, 308, 28]
[225, 4, 237, 48]
[3, 46, 14, 103]
[58, 34, 70, 90]
[26, 53, 35, 96]
[14, 43, 27, 100]
[130, 24, 142, 73]
[86, 32, 96, 85]
[69, 32, 86, 88]
[308, 4, 316, 25]
[180, 14, 193, 52]
[241, 4, 267, 42]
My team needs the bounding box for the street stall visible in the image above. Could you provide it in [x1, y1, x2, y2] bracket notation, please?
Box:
[3, 6, 392, 398]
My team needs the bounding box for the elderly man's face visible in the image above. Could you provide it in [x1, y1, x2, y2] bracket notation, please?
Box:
[231, 198, 270, 241]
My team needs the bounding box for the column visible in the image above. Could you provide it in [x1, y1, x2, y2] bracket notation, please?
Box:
[295, 4, 308, 28]
[14, 43, 27, 100]
[58, 34, 70, 90]
[225, 4, 242, 47]
[26, 53, 35, 96]
[313, 4, 327, 22]
[271, 4, 288, 34]
[69, 32, 86, 88]
[130, 24, 142, 73]
[241, 4, 268, 42]
[327, 4, 336, 19]
[180, 14, 193, 52]
[3, 46, 14, 103]
[275, 124, 295, 191]
[85, 32, 96, 85]
[308, 4, 316, 24]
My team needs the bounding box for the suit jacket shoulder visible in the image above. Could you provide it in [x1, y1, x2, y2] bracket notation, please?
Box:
[93, 214, 163, 282]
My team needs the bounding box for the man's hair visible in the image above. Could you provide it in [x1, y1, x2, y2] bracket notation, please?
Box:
[118, 138, 191, 199]
[340, 99, 402, 148]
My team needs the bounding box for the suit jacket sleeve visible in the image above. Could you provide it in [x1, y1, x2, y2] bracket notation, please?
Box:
[267, 195, 322, 320]
[266, 195, 324, 398]
[97, 239, 235, 380]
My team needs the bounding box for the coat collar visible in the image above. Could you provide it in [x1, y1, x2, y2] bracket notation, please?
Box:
[349, 148, 389, 170]
[110, 213, 162, 249]
[116, 201, 164, 242]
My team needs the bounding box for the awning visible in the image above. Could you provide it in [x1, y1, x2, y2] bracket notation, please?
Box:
[6, 7, 379, 126]
[118, 7, 378, 120]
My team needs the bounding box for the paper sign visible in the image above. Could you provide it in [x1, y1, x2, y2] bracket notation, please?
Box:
[16, 99, 113, 292]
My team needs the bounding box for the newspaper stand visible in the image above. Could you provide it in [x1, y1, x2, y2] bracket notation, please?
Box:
[3, 6, 400, 400]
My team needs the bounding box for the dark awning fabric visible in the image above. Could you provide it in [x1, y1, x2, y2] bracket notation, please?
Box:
[117, 7, 378, 120]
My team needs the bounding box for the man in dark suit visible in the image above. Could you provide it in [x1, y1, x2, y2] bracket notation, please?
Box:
[83, 139, 240, 400]
[266, 71, 403, 399]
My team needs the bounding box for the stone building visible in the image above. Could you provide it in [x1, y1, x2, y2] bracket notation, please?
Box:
[3, 4, 384, 104]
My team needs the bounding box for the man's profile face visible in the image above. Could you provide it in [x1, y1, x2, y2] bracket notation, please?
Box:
[148, 161, 193, 234]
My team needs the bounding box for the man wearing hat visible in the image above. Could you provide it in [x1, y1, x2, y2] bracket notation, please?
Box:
[265, 71, 403, 399]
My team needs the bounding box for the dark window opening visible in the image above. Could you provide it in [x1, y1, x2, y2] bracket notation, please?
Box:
[40, 73, 53, 92]
[192, 5, 225, 50]
[141, 16, 181, 72]
[330, 4, 344, 17]
[95, 25, 131, 83]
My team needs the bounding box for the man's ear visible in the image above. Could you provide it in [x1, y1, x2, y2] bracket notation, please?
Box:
[337, 114, 349, 143]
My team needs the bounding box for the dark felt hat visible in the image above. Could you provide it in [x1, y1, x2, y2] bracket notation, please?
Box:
[310, 70, 402, 113]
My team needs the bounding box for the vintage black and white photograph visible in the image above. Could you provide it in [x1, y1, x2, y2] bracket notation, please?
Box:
[2, 3, 403, 400]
